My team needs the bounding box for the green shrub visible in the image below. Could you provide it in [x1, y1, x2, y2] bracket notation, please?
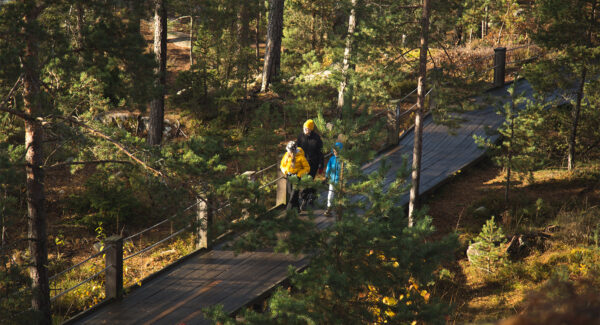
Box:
[468, 216, 508, 273]
[68, 171, 146, 232]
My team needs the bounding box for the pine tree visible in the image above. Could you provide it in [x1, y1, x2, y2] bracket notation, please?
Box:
[21, 4, 50, 323]
[0, 1, 155, 321]
[474, 80, 546, 203]
[469, 216, 507, 273]
[529, 0, 600, 170]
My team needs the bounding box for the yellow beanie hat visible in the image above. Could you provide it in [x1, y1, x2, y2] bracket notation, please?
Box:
[303, 119, 315, 131]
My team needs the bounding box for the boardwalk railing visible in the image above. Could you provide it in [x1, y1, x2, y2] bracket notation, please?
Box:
[48, 44, 540, 321]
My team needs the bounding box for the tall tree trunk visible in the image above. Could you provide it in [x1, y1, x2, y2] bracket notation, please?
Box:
[75, 3, 84, 50]
[238, 2, 251, 49]
[505, 113, 514, 204]
[408, 0, 430, 227]
[238, 1, 250, 88]
[260, 0, 285, 92]
[336, 0, 358, 118]
[126, 0, 142, 35]
[311, 11, 316, 50]
[148, 0, 167, 145]
[23, 6, 51, 324]
[568, 1, 596, 170]
[454, 5, 464, 45]
[568, 67, 587, 171]
[481, 6, 488, 39]
[189, 16, 194, 68]
[256, 0, 262, 62]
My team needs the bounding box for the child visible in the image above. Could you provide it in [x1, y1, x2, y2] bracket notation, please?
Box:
[280, 141, 311, 211]
[324, 142, 343, 216]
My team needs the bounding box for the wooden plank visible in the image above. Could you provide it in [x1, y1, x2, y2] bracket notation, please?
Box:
[149, 252, 304, 324]
[77, 250, 246, 324]
[132, 251, 286, 324]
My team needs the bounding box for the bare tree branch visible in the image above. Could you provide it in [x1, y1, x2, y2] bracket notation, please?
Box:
[1, 74, 23, 107]
[0, 75, 36, 122]
[434, 38, 455, 68]
[384, 48, 418, 69]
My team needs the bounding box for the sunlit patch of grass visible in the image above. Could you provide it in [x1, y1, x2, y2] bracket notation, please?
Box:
[123, 232, 195, 289]
[49, 231, 198, 321]
[50, 255, 106, 320]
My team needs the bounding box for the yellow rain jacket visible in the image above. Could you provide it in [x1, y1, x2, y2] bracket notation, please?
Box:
[280, 147, 310, 178]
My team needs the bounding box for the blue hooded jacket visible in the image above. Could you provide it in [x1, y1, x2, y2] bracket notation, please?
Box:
[325, 142, 343, 184]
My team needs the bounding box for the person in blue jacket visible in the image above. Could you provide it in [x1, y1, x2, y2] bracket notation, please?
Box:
[324, 142, 343, 215]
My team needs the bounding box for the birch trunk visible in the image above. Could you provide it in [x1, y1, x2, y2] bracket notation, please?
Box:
[336, 0, 358, 118]
[148, 0, 167, 145]
[408, 0, 430, 227]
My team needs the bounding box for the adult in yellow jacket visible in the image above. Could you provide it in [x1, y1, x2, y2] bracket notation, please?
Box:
[280, 141, 310, 211]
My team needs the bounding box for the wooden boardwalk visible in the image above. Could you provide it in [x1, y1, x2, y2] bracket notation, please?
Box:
[72, 213, 332, 324]
[73, 80, 536, 324]
[363, 79, 536, 205]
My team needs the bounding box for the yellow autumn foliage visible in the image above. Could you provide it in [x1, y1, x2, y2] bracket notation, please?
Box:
[382, 296, 398, 306]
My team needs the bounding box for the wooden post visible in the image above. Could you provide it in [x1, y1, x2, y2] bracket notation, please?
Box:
[196, 197, 212, 249]
[493, 47, 506, 88]
[276, 169, 287, 207]
[105, 235, 123, 300]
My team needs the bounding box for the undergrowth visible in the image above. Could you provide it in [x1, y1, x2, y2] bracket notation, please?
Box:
[447, 162, 600, 323]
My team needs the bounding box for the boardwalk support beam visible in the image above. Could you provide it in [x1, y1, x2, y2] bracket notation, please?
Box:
[105, 236, 123, 300]
[276, 169, 287, 207]
[197, 197, 212, 249]
[494, 47, 506, 88]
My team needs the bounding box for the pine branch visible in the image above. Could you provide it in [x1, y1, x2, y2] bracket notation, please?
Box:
[2, 84, 165, 177]
[44, 160, 133, 170]
[4, 160, 132, 170]
[0, 105, 36, 122]
[52, 115, 165, 178]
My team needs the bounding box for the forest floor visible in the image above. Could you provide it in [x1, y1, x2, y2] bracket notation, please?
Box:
[425, 159, 600, 323]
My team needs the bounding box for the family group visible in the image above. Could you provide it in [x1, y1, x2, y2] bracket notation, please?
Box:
[279, 119, 343, 215]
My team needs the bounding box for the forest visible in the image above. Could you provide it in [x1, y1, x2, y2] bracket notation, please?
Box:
[0, 0, 599, 324]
